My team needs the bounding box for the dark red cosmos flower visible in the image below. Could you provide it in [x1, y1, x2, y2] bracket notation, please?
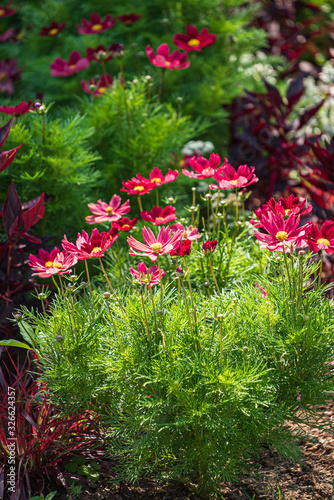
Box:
[39, 21, 66, 37]
[81, 74, 112, 96]
[251, 195, 312, 228]
[182, 153, 224, 180]
[141, 205, 177, 226]
[86, 45, 112, 62]
[210, 164, 258, 190]
[307, 221, 334, 254]
[118, 13, 142, 26]
[0, 28, 18, 42]
[170, 238, 192, 257]
[138, 166, 179, 186]
[202, 240, 217, 254]
[112, 217, 138, 231]
[50, 51, 89, 77]
[146, 43, 190, 70]
[173, 25, 216, 52]
[62, 228, 118, 260]
[0, 101, 34, 116]
[0, 59, 21, 95]
[76, 13, 116, 35]
[121, 176, 155, 195]
[253, 213, 310, 252]
[0, 3, 16, 17]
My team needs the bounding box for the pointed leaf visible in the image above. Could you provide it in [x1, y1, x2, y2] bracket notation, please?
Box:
[287, 75, 304, 109]
[0, 145, 21, 173]
[21, 193, 44, 232]
[0, 243, 8, 263]
[0, 339, 33, 349]
[2, 181, 22, 236]
[18, 321, 36, 345]
[263, 79, 283, 107]
[0, 118, 13, 148]
[297, 99, 326, 130]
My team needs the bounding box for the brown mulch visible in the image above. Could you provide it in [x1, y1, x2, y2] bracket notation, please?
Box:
[59, 403, 334, 500]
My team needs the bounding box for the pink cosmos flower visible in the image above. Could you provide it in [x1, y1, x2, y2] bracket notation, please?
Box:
[130, 262, 165, 287]
[253, 213, 310, 252]
[307, 221, 334, 254]
[182, 153, 225, 180]
[202, 240, 218, 253]
[39, 21, 66, 37]
[255, 282, 267, 297]
[119, 13, 142, 26]
[141, 205, 177, 225]
[146, 43, 190, 70]
[0, 101, 33, 115]
[128, 226, 183, 262]
[81, 74, 113, 96]
[121, 176, 155, 195]
[0, 3, 16, 17]
[86, 195, 130, 224]
[173, 25, 216, 52]
[29, 248, 77, 279]
[50, 51, 89, 77]
[62, 228, 118, 260]
[210, 164, 259, 190]
[0, 59, 21, 95]
[138, 167, 179, 186]
[251, 195, 312, 228]
[76, 13, 116, 35]
[170, 223, 202, 241]
[112, 217, 138, 232]
[170, 239, 192, 256]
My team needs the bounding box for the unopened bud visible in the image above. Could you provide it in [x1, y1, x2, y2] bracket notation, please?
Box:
[13, 312, 22, 322]
[103, 292, 111, 299]
[232, 297, 239, 303]
[242, 346, 249, 351]
[190, 206, 196, 211]
[56, 335, 63, 342]
[180, 218, 186, 223]
[304, 315, 309, 321]
[168, 197, 175, 203]
[192, 187, 196, 191]
[38, 292, 46, 300]
[175, 266, 184, 277]
[70, 275, 77, 280]
[81, 281, 87, 286]
[157, 310, 164, 315]
[205, 193, 212, 200]
[204, 282, 210, 288]
[176, 96, 183, 102]
[217, 314, 224, 320]
[298, 250, 305, 256]
[145, 75, 152, 80]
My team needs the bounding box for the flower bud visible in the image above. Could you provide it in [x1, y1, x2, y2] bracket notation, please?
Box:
[192, 187, 196, 191]
[168, 197, 175, 203]
[70, 275, 77, 280]
[13, 312, 22, 322]
[298, 250, 305, 256]
[56, 335, 63, 342]
[38, 292, 46, 300]
[204, 282, 210, 288]
[205, 193, 212, 200]
[190, 206, 196, 211]
[157, 310, 164, 315]
[175, 266, 184, 277]
[103, 292, 111, 299]
[217, 314, 224, 320]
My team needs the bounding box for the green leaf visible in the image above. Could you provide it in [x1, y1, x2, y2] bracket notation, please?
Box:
[0, 339, 33, 350]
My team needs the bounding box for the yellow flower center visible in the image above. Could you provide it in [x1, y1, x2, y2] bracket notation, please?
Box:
[155, 217, 165, 222]
[230, 179, 238, 185]
[133, 185, 144, 192]
[68, 64, 76, 69]
[151, 243, 162, 253]
[276, 231, 288, 241]
[165, 61, 171, 67]
[152, 177, 162, 183]
[45, 261, 53, 268]
[0, 72, 7, 81]
[92, 24, 103, 31]
[91, 246, 102, 254]
[122, 225, 130, 230]
[188, 38, 201, 47]
[0, 9, 5, 16]
[183, 231, 188, 238]
[317, 238, 330, 246]
[49, 28, 59, 35]
[284, 209, 291, 215]
[106, 207, 114, 215]
[54, 262, 63, 269]
[98, 87, 107, 93]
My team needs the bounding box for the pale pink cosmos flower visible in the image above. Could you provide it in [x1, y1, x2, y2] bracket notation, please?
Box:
[127, 226, 183, 262]
[170, 223, 202, 241]
[86, 195, 130, 224]
[29, 247, 77, 279]
[130, 262, 165, 287]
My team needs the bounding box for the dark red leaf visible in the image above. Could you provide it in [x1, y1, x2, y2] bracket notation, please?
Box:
[21, 193, 44, 232]
[0, 145, 21, 173]
[297, 99, 326, 130]
[2, 181, 22, 237]
[0, 243, 8, 263]
[263, 79, 283, 108]
[0, 118, 13, 148]
[22, 233, 42, 244]
[287, 75, 304, 109]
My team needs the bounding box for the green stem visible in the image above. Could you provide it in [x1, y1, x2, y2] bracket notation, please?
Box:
[84, 260, 92, 296]
[137, 196, 143, 213]
[181, 279, 192, 335]
[158, 258, 164, 311]
[140, 288, 151, 346]
[158, 68, 165, 101]
[283, 248, 292, 292]
[99, 258, 126, 314]
[235, 188, 239, 223]
[105, 298, 124, 352]
[208, 256, 221, 296]
[184, 259, 196, 325]
[318, 251, 323, 289]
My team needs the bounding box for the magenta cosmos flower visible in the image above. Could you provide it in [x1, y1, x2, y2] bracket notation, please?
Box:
[253, 213, 310, 252]
[50, 51, 89, 77]
[82, 74, 113, 96]
[170, 223, 202, 241]
[121, 176, 155, 195]
[182, 153, 225, 180]
[251, 195, 312, 228]
[173, 25, 216, 52]
[112, 216, 138, 232]
[119, 13, 142, 26]
[128, 226, 183, 262]
[210, 164, 259, 190]
[0, 59, 21, 95]
[39, 21, 66, 37]
[141, 205, 177, 225]
[29, 248, 77, 279]
[76, 13, 116, 35]
[202, 240, 218, 254]
[0, 3, 16, 17]
[62, 228, 118, 260]
[86, 195, 130, 224]
[146, 43, 190, 70]
[170, 239, 192, 257]
[86, 45, 113, 62]
[138, 167, 179, 186]
[307, 221, 334, 254]
[130, 262, 165, 287]
[0, 101, 33, 116]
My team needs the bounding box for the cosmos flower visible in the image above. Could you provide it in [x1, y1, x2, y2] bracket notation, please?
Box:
[127, 226, 183, 262]
[251, 195, 312, 228]
[112, 217, 138, 231]
[307, 221, 334, 254]
[50, 51, 89, 77]
[118, 13, 142, 26]
[0, 3, 16, 17]
[29, 248, 77, 279]
[202, 240, 218, 254]
[173, 25, 216, 52]
[81, 74, 112, 96]
[76, 13, 116, 35]
[86, 195, 130, 224]
[170, 238, 192, 256]
[182, 153, 224, 180]
[130, 262, 165, 287]
[121, 176, 155, 195]
[138, 166, 179, 186]
[210, 164, 259, 190]
[141, 205, 177, 225]
[253, 213, 310, 252]
[170, 223, 202, 241]
[0, 101, 33, 115]
[0, 59, 21, 95]
[146, 43, 190, 70]
[62, 228, 118, 260]
[39, 21, 66, 37]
